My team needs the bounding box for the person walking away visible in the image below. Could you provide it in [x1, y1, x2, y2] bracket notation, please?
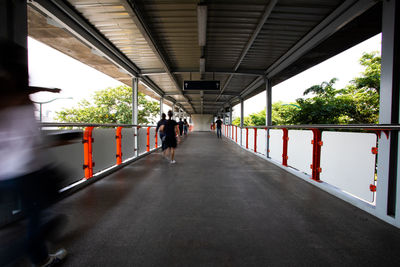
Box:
[160, 110, 180, 163]
[155, 113, 167, 157]
[178, 118, 184, 136]
[215, 116, 223, 138]
[0, 39, 67, 267]
[183, 119, 189, 136]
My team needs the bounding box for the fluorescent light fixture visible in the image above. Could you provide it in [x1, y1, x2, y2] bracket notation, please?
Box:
[197, 5, 207, 46]
[200, 57, 205, 74]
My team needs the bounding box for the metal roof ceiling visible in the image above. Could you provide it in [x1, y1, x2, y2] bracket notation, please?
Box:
[28, 0, 381, 115]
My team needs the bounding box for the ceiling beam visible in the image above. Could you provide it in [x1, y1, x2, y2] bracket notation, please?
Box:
[265, 0, 377, 79]
[216, 0, 278, 101]
[141, 70, 264, 76]
[30, 0, 141, 76]
[122, 0, 196, 113]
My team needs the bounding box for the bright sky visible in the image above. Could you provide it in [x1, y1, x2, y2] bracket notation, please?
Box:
[237, 33, 382, 117]
[28, 33, 382, 121]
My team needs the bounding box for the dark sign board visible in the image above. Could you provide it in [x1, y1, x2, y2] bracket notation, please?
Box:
[183, 80, 220, 91]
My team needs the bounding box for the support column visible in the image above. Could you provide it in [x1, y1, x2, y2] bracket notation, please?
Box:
[223, 110, 226, 125]
[132, 77, 139, 157]
[160, 97, 164, 117]
[229, 105, 233, 125]
[266, 79, 272, 157]
[172, 103, 176, 119]
[240, 99, 244, 146]
[377, 0, 400, 223]
[0, 0, 27, 47]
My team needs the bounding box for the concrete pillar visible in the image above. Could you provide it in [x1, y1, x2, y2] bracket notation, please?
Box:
[240, 99, 244, 146]
[132, 77, 139, 157]
[160, 97, 164, 117]
[266, 79, 272, 157]
[229, 105, 233, 125]
[0, 0, 27, 47]
[172, 103, 176, 119]
[376, 0, 400, 224]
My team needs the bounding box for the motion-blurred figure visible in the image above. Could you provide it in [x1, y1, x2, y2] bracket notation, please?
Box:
[0, 39, 67, 266]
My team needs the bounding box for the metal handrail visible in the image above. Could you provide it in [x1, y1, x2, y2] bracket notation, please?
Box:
[223, 124, 400, 130]
[40, 122, 157, 128]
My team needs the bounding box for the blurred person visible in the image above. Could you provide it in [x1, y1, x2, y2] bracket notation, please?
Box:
[178, 118, 184, 136]
[215, 116, 223, 138]
[0, 39, 67, 266]
[159, 110, 180, 164]
[183, 119, 189, 136]
[155, 113, 167, 157]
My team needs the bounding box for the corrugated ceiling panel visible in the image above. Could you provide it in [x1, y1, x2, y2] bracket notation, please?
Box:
[68, 0, 164, 71]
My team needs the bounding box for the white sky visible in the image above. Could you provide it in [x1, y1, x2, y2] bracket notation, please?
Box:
[237, 33, 382, 117]
[28, 33, 382, 121]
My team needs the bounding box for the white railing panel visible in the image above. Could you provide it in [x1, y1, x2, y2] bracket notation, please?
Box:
[121, 128, 135, 160]
[248, 128, 255, 151]
[288, 130, 313, 175]
[46, 135, 84, 187]
[257, 129, 267, 155]
[138, 127, 148, 155]
[269, 129, 283, 163]
[92, 129, 117, 173]
[320, 131, 376, 202]
[149, 127, 156, 150]
[241, 129, 246, 147]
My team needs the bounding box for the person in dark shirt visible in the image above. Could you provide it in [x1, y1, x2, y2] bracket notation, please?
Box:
[159, 110, 180, 163]
[178, 118, 184, 136]
[215, 116, 223, 138]
[183, 119, 189, 135]
[155, 113, 167, 156]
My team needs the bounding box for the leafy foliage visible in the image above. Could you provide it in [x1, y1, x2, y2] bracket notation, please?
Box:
[232, 51, 381, 126]
[55, 85, 160, 124]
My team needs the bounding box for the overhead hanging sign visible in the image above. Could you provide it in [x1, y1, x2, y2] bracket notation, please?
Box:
[183, 80, 220, 91]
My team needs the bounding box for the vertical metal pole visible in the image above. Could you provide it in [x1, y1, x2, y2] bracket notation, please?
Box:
[172, 103, 176, 119]
[132, 77, 139, 157]
[160, 97, 164, 117]
[0, 0, 27, 47]
[229, 105, 233, 125]
[39, 103, 43, 122]
[377, 0, 400, 219]
[266, 79, 272, 157]
[240, 99, 244, 147]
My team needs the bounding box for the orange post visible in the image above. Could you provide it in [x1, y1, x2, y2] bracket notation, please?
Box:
[235, 126, 237, 143]
[232, 125, 234, 140]
[155, 128, 158, 148]
[146, 126, 151, 152]
[246, 128, 249, 149]
[254, 128, 257, 152]
[83, 127, 94, 179]
[310, 129, 322, 182]
[282, 128, 289, 166]
[116, 127, 122, 165]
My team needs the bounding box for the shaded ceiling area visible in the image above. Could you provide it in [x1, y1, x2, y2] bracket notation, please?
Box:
[28, 0, 382, 115]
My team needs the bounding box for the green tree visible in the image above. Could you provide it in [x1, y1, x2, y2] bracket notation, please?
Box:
[55, 85, 160, 124]
[271, 102, 299, 125]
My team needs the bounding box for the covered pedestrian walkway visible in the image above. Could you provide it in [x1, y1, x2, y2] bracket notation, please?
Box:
[3, 132, 400, 266]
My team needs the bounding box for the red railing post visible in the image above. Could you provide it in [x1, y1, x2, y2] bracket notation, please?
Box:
[116, 127, 122, 165]
[155, 127, 158, 148]
[83, 127, 94, 179]
[231, 125, 234, 140]
[254, 128, 257, 152]
[282, 128, 289, 166]
[146, 126, 151, 152]
[310, 129, 322, 182]
[235, 126, 238, 143]
[246, 128, 249, 149]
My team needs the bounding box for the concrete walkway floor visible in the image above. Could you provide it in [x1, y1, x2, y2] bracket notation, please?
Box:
[2, 132, 400, 266]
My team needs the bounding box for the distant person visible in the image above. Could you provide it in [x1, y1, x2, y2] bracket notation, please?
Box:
[183, 119, 189, 136]
[155, 113, 167, 156]
[159, 110, 180, 164]
[178, 118, 184, 136]
[0, 39, 67, 267]
[215, 116, 223, 138]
